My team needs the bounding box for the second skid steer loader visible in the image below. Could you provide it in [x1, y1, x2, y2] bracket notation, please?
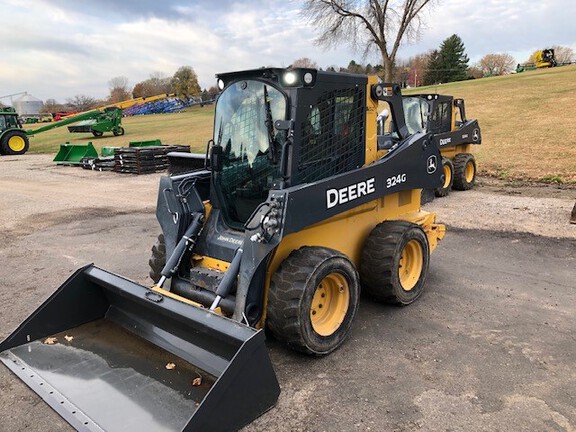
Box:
[375, 88, 482, 198]
[1, 69, 445, 431]
[405, 94, 482, 197]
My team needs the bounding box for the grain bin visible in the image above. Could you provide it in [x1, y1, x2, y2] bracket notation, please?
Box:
[13, 93, 43, 116]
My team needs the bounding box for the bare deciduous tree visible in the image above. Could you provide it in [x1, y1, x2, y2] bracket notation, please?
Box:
[66, 94, 99, 111]
[551, 45, 575, 64]
[41, 98, 68, 113]
[478, 53, 515, 76]
[405, 51, 432, 86]
[132, 73, 172, 98]
[302, 0, 435, 81]
[291, 57, 319, 68]
[108, 76, 131, 103]
[466, 66, 483, 79]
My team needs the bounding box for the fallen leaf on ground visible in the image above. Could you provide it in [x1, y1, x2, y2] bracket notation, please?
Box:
[165, 362, 176, 370]
[64, 335, 74, 342]
[192, 377, 202, 386]
[44, 337, 57, 345]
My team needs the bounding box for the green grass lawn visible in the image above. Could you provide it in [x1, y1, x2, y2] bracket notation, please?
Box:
[26, 105, 215, 155]
[23, 65, 576, 183]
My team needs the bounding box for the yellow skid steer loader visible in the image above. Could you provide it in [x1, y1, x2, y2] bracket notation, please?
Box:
[1, 69, 446, 431]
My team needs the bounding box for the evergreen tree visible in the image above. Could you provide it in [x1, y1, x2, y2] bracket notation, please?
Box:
[423, 35, 469, 84]
[423, 50, 442, 85]
[439, 34, 469, 83]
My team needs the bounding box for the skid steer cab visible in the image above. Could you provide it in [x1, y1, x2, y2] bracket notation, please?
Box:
[1, 69, 446, 431]
[376, 87, 482, 198]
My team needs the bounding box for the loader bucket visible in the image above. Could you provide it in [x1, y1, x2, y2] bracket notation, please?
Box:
[129, 139, 162, 147]
[53, 142, 99, 164]
[0, 265, 280, 432]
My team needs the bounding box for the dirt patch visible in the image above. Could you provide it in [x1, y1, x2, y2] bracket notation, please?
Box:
[427, 178, 576, 239]
[477, 176, 576, 199]
[0, 154, 159, 235]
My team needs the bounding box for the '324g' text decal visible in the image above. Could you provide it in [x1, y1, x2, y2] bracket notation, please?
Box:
[386, 173, 407, 188]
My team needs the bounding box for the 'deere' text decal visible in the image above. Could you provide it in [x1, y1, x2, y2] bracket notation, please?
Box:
[326, 178, 375, 209]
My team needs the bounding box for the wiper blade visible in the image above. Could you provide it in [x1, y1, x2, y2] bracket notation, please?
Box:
[263, 85, 279, 164]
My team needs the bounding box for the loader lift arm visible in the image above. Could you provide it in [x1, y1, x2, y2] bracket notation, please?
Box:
[26, 107, 124, 138]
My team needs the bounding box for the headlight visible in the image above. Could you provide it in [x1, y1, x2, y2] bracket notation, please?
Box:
[283, 71, 298, 86]
[281, 69, 316, 87]
[217, 79, 225, 90]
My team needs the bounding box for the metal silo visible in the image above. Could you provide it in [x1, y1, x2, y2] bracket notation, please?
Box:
[13, 93, 43, 115]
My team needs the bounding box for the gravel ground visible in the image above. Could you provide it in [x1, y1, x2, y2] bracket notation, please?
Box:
[0, 154, 574, 432]
[2, 155, 574, 239]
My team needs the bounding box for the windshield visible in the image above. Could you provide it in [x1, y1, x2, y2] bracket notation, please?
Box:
[213, 80, 287, 227]
[215, 80, 286, 166]
[402, 97, 429, 135]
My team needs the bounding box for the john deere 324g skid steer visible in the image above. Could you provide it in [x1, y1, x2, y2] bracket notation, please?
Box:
[399, 93, 481, 197]
[1, 69, 446, 431]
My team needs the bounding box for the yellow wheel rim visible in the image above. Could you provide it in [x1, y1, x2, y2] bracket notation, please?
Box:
[399, 240, 423, 291]
[465, 160, 475, 183]
[443, 163, 452, 188]
[310, 272, 350, 336]
[9, 135, 26, 152]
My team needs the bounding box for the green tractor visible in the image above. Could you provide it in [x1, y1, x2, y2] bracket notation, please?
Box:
[0, 107, 29, 155]
[0, 107, 124, 156]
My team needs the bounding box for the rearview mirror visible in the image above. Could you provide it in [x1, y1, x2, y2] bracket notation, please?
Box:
[210, 145, 223, 172]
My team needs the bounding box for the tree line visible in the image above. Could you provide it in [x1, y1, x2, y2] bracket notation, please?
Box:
[293, 38, 574, 88]
[299, 1, 574, 86]
[40, 0, 576, 113]
[42, 65, 217, 113]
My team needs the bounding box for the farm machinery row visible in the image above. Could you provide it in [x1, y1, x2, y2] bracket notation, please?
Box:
[0, 107, 124, 155]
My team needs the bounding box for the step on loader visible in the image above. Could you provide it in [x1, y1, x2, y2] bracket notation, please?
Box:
[1, 69, 446, 431]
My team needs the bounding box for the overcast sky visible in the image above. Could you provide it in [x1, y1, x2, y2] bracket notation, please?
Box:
[1, 0, 574, 102]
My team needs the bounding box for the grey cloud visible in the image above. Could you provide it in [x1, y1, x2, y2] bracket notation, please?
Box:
[0, 30, 91, 57]
[35, 0, 271, 22]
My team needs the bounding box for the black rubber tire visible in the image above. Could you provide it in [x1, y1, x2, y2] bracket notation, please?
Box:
[435, 157, 454, 197]
[266, 247, 360, 356]
[0, 130, 30, 155]
[149, 234, 166, 283]
[360, 221, 430, 305]
[452, 153, 476, 191]
[92, 130, 103, 137]
[113, 126, 125, 136]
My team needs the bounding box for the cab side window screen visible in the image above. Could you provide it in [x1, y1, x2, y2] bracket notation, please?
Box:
[430, 101, 451, 133]
[298, 87, 365, 184]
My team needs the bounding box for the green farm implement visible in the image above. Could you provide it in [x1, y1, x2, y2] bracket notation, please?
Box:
[0, 107, 124, 156]
[53, 142, 99, 165]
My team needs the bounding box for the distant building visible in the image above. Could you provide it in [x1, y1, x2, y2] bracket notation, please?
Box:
[13, 93, 43, 116]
